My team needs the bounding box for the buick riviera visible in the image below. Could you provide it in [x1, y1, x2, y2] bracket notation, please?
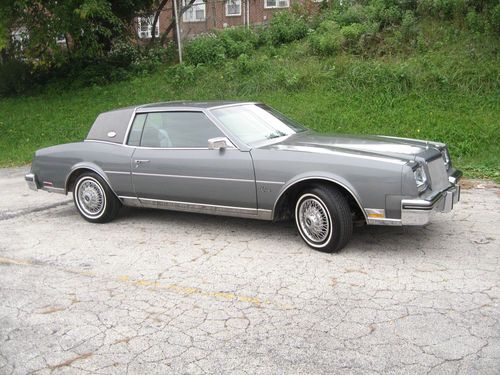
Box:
[26, 101, 462, 252]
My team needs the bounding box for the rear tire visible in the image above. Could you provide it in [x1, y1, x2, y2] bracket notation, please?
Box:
[295, 186, 353, 253]
[73, 172, 121, 223]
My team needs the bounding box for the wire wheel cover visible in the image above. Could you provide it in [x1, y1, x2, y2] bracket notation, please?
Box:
[77, 179, 105, 216]
[298, 198, 331, 243]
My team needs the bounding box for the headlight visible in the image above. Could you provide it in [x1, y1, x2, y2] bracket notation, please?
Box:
[441, 148, 451, 170]
[413, 165, 429, 193]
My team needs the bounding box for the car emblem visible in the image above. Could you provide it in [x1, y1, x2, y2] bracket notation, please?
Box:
[107, 131, 117, 138]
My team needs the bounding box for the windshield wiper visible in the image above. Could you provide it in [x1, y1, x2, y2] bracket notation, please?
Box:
[266, 131, 286, 139]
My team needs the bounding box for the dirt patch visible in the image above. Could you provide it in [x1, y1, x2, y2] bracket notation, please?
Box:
[461, 179, 500, 190]
[48, 352, 93, 371]
[38, 306, 66, 314]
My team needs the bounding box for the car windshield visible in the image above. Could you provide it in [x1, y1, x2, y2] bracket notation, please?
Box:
[210, 104, 307, 145]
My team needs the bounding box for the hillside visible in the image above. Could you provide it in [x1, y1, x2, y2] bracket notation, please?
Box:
[0, 14, 498, 180]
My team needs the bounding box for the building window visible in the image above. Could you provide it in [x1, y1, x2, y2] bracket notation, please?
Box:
[183, 0, 206, 22]
[226, 0, 241, 16]
[264, 0, 289, 8]
[137, 15, 160, 39]
[11, 27, 28, 44]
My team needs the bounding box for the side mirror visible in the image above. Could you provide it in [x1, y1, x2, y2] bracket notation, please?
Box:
[208, 137, 229, 150]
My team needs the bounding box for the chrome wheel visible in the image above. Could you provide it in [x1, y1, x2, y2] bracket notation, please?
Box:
[296, 194, 332, 246]
[76, 177, 106, 218]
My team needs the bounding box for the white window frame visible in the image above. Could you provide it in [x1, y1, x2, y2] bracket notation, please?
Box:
[182, 0, 206, 22]
[264, 0, 289, 9]
[55, 35, 66, 44]
[137, 15, 160, 39]
[11, 27, 29, 44]
[226, 0, 242, 16]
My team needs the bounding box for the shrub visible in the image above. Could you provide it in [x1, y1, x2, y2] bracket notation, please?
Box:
[333, 4, 371, 26]
[217, 27, 258, 58]
[340, 23, 367, 51]
[401, 10, 419, 42]
[108, 41, 141, 68]
[308, 20, 344, 56]
[489, 3, 500, 34]
[165, 64, 203, 87]
[184, 34, 226, 65]
[219, 27, 259, 47]
[378, 5, 402, 26]
[417, 0, 468, 20]
[234, 53, 268, 74]
[466, 10, 484, 33]
[267, 11, 309, 45]
[0, 60, 34, 97]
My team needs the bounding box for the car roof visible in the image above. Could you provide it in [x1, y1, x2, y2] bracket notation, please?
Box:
[135, 100, 257, 112]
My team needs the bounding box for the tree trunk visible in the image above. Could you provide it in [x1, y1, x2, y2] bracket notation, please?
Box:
[160, 0, 197, 45]
[150, 0, 169, 45]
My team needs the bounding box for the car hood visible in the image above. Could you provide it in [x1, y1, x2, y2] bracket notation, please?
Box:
[262, 132, 444, 163]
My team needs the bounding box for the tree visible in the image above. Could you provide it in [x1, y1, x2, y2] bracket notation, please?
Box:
[0, 0, 157, 61]
[158, 0, 198, 45]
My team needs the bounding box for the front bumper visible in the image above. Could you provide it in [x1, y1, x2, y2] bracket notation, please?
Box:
[401, 170, 462, 225]
[25, 173, 38, 191]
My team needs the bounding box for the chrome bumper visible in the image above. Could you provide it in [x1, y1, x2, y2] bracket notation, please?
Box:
[25, 173, 38, 191]
[401, 171, 461, 226]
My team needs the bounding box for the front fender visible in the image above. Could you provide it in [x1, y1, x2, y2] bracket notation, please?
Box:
[272, 171, 366, 220]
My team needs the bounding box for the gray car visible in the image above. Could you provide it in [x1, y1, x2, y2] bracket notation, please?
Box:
[25, 101, 461, 252]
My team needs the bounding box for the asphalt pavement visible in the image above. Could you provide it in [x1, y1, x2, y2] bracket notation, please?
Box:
[0, 166, 499, 374]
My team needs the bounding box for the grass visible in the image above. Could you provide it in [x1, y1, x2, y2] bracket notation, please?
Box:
[0, 21, 499, 181]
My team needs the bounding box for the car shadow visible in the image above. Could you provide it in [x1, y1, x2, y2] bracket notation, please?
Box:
[115, 206, 442, 256]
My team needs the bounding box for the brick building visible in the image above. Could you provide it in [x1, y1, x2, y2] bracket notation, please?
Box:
[136, 0, 322, 41]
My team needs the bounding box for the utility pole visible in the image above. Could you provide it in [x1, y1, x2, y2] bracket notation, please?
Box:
[173, 0, 183, 63]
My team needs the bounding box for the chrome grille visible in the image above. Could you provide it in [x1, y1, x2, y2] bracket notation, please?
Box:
[427, 157, 449, 192]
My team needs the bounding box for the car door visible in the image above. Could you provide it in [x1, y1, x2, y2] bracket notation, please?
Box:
[128, 110, 257, 211]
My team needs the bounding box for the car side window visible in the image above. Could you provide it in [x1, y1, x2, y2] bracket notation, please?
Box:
[127, 114, 147, 146]
[139, 111, 224, 148]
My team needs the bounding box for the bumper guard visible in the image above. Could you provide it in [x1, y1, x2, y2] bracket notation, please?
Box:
[401, 170, 462, 225]
[25, 173, 38, 191]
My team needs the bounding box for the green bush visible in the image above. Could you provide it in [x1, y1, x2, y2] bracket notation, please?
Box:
[332, 4, 371, 26]
[340, 23, 367, 51]
[267, 11, 309, 45]
[234, 53, 268, 74]
[417, 0, 468, 20]
[0, 60, 34, 97]
[489, 3, 500, 34]
[308, 20, 344, 56]
[184, 34, 226, 65]
[401, 10, 419, 42]
[217, 27, 258, 58]
[108, 41, 141, 68]
[378, 5, 403, 26]
[165, 64, 203, 87]
[466, 10, 484, 33]
[218, 27, 259, 47]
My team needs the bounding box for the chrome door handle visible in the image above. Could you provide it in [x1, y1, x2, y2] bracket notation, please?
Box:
[135, 159, 150, 164]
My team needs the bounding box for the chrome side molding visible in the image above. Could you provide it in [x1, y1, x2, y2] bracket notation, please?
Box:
[119, 196, 272, 220]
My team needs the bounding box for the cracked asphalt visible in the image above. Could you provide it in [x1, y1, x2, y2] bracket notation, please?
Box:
[0, 166, 499, 375]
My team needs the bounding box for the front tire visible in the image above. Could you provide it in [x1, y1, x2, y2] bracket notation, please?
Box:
[73, 172, 121, 223]
[295, 186, 353, 253]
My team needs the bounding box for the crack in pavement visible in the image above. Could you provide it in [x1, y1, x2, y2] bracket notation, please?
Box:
[0, 176, 498, 375]
[0, 256, 291, 309]
[0, 200, 72, 221]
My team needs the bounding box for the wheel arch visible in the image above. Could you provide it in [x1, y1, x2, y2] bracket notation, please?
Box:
[272, 176, 367, 223]
[65, 163, 118, 198]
